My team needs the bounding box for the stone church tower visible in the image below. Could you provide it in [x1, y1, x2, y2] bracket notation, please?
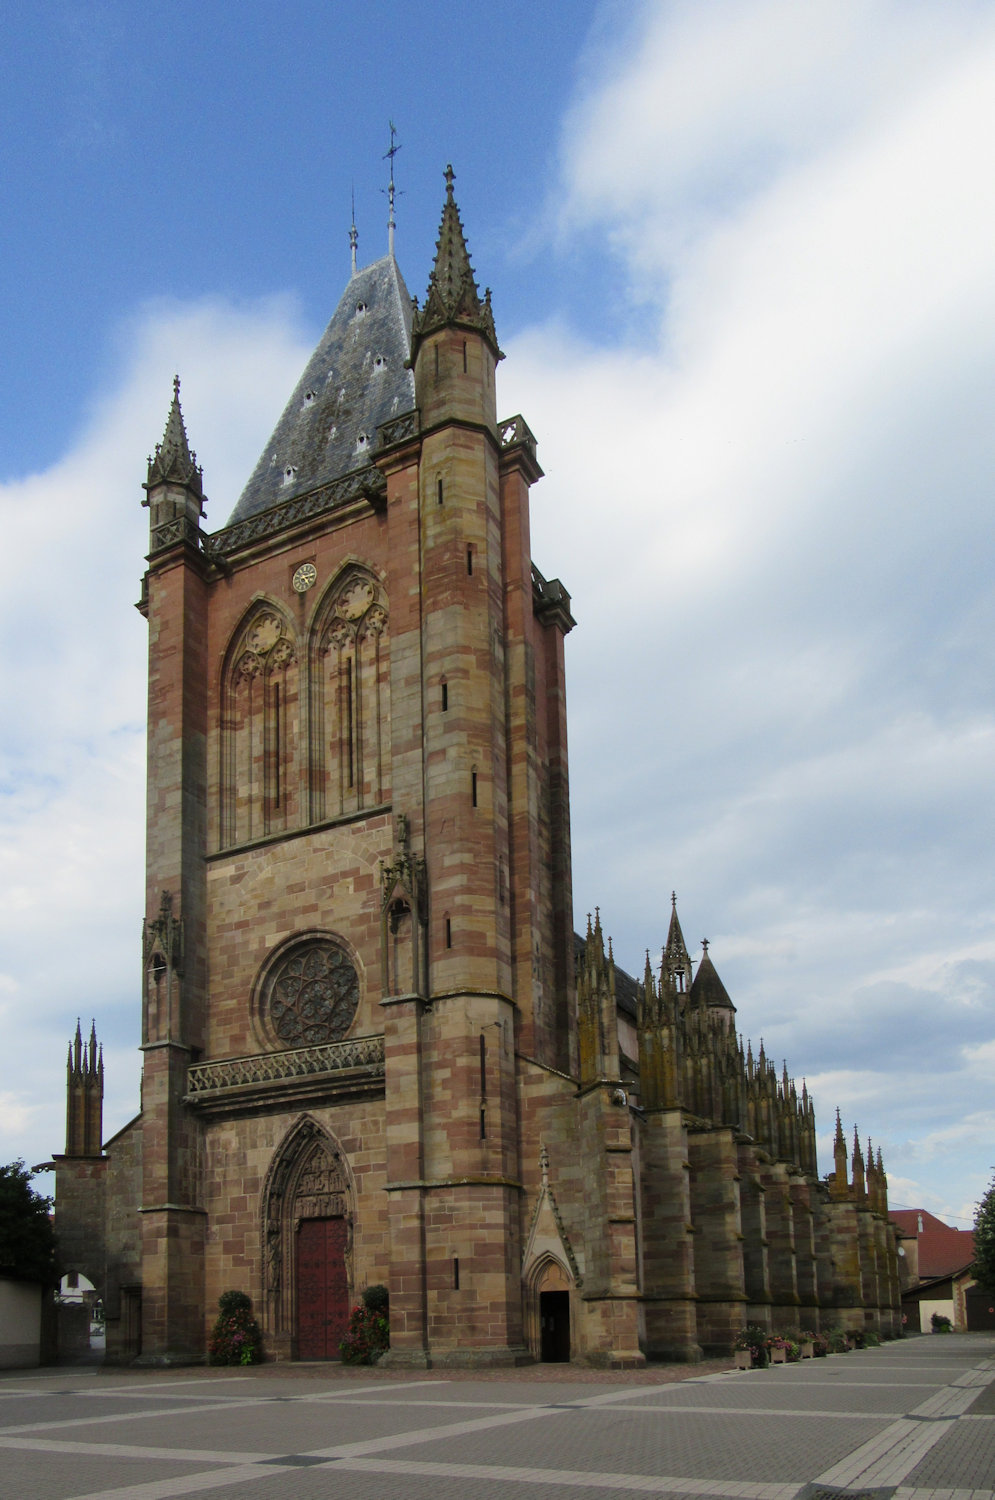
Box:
[54, 169, 901, 1366]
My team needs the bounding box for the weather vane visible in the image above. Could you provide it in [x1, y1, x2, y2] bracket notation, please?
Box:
[382, 121, 402, 256]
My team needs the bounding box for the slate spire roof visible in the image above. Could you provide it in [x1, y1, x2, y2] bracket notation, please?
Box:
[688, 942, 736, 1014]
[147, 376, 203, 497]
[227, 253, 416, 525]
[409, 164, 500, 363]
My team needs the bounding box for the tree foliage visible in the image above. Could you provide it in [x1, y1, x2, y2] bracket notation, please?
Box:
[973, 1170, 995, 1295]
[0, 1161, 59, 1286]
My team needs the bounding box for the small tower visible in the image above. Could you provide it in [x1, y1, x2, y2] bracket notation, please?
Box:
[851, 1128, 866, 1203]
[829, 1109, 850, 1200]
[687, 937, 736, 1032]
[661, 893, 693, 998]
[577, 911, 620, 1088]
[142, 376, 206, 550]
[65, 1020, 103, 1158]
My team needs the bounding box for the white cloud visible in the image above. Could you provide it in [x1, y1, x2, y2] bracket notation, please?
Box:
[3, 1, 993, 1231]
[496, 0, 995, 1222]
[0, 297, 311, 1180]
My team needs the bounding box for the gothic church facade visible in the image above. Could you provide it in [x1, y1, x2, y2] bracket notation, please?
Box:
[55, 172, 901, 1365]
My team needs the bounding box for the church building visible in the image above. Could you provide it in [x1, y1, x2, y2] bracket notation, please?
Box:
[54, 169, 901, 1366]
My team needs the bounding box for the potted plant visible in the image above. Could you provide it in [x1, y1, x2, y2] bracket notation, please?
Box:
[733, 1324, 769, 1369]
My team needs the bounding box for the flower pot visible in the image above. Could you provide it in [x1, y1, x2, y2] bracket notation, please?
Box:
[770, 1346, 787, 1364]
[800, 1340, 815, 1359]
[734, 1349, 753, 1370]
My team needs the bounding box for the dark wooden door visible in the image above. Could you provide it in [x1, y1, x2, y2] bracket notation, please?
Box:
[296, 1218, 349, 1359]
[540, 1290, 570, 1362]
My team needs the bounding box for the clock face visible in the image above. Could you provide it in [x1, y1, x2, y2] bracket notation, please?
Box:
[292, 562, 317, 594]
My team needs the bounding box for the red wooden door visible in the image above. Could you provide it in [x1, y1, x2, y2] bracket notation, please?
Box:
[296, 1218, 349, 1359]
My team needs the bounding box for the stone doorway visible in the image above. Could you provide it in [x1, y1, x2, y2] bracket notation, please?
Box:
[540, 1290, 570, 1362]
[261, 1117, 354, 1359]
[296, 1217, 350, 1359]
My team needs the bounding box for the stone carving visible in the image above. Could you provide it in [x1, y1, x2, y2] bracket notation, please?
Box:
[236, 650, 262, 682]
[203, 467, 387, 561]
[247, 613, 283, 654]
[186, 1035, 384, 1096]
[376, 408, 419, 450]
[337, 578, 375, 620]
[296, 1144, 348, 1221]
[262, 1119, 354, 1306]
[361, 606, 387, 640]
[266, 940, 359, 1048]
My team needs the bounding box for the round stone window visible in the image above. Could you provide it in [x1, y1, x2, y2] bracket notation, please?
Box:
[266, 940, 359, 1047]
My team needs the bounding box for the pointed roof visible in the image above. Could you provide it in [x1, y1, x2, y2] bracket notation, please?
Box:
[688, 944, 736, 1013]
[227, 254, 416, 525]
[409, 165, 500, 363]
[664, 893, 689, 967]
[146, 376, 203, 497]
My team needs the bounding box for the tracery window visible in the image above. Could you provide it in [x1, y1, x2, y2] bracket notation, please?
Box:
[221, 606, 299, 847]
[261, 937, 360, 1048]
[309, 567, 389, 823]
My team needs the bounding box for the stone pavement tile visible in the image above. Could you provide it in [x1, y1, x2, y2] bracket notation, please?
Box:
[614, 1383, 914, 1417]
[903, 1419, 995, 1490]
[968, 1386, 995, 1415]
[0, 1449, 210, 1500]
[13, 1394, 457, 1454]
[401, 1407, 882, 1483]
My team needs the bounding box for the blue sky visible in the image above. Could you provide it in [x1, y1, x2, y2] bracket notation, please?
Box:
[2, 0, 995, 1233]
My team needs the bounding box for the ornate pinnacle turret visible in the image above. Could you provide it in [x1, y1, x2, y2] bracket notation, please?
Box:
[851, 1127, 866, 1202]
[146, 377, 203, 496]
[661, 893, 693, 998]
[409, 165, 501, 362]
[829, 1107, 849, 1198]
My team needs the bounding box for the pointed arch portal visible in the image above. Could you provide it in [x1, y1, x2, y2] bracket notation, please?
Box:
[261, 1117, 354, 1359]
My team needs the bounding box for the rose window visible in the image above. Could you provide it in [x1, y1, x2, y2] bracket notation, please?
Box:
[267, 941, 359, 1047]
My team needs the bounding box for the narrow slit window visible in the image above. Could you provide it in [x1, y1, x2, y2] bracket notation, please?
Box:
[345, 657, 354, 789]
[479, 1033, 487, 1098]
[437, 477, 444, 505]
[434, 345, 440, 378]
[471, 770, 478, 807]
[462, 339, 467, 373]
[479, 1106, 487, 1140]
[441, 681, 448, 712]
[466, 546, 473, 576]
[273, 682, 281, 809]
[453, 1255, 460, 1290]
[445, 916, 452, 949]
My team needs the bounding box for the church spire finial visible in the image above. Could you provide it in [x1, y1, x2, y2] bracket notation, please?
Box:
[410, 163, 501, 363]
[145, 376, 202, 496]
[350, 186, 358, 276]
[383, 121, 401, 257]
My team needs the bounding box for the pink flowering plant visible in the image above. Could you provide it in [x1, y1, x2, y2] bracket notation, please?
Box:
[733, 1324, 770, 1368]
[340, 1283, 389, 1365]
[208, 1290, 263, 1366]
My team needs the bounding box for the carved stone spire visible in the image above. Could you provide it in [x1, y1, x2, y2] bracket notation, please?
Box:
[146, 377, 203, 496]
[142, 377, 206, 552]
[65, 1019, 104, 1158]
[661, 893, 693, 998]
[410, 165, 500, 362]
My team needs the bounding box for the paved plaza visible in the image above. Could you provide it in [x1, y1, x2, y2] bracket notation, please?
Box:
[0, 1333, 991, 1500]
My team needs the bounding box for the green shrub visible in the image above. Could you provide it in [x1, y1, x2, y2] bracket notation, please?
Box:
[799, 1329, 829, 1356]
[208, 1290, 263, 1365]
[930, 1312, 953, 1333]
[823, 1325, 850, 1353]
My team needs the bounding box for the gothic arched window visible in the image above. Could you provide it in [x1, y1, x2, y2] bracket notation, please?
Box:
[221, 605, 299, 848]
[308, 567, 389, 824]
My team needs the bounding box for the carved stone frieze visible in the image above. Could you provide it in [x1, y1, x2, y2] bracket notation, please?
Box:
[186, 1034, 383, 1098]
[203, 466, 386, 560]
